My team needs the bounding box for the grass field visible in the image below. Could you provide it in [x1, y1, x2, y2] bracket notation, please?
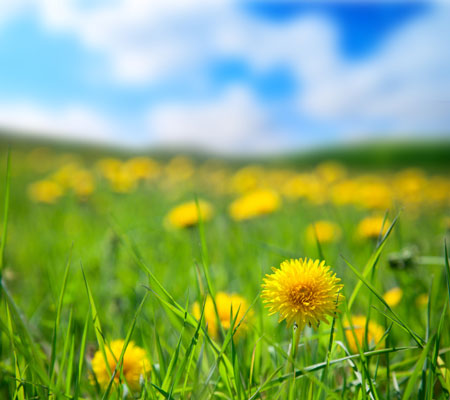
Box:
[0, 142, 449, 399]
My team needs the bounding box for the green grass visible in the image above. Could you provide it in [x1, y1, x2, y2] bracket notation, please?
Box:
[0, 144, 449, 399]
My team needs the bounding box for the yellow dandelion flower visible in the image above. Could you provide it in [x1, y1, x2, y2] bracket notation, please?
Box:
[383, 287, 403, 307]
[330, 179, 359, 205]
[230, 165, 265, 193]
[71, 169, 95, 198]
[306, 220, 341, 244]
[125, 157, 160, 181]
[261, 258, 343, 331]
[282, 173, 311, 200]
[52, 162, 81, 188]
[394, 168, 426, 206]
[356, 181, 392, 210]
[28, 180, 63, 204]
[315, 161, 347, 183]
[166, 200, 213, 228]
[357, 216, 391, 240]
[344, 316, 384, 353]
[96, 158, 123, 180]
[266, 169, 294, 190]
[96, 158, 138, 193]
[165, 156, 194, 183]
[192, 292, 251, 339]
[91, 340, 150, 391]
[303, 177, 328, 205]
[197, 163, 230, 195]
[229, 189, 280, 221]
[427, 177, 450, 206]
[109, 169, 138, 193]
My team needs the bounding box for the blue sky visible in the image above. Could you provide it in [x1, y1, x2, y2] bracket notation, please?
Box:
[0, 1, 449, 153]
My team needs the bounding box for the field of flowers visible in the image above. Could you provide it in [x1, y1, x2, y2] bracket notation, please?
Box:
[0, 145, 449, 399]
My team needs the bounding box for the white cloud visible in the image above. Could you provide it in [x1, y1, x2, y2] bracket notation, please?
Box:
[26, 1, 337, 86]
[0, 1, 28, 26]
[297, 6, 450, 137]
[1, 1, 449, 152]
[32, 1, 450, 127]
[147, 86, 290, 154]
[35, 2, 341, 88]
[34, 0, 230, 84]
[0, 102, 118, 144]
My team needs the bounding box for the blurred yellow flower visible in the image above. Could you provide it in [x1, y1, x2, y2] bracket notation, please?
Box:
[125, 157, 160, 181]
[198, 162, 230, 195]
[344, 316, 384, 353]
[416, 293, 429, 307]
[229, 189, 280, 221]
[96, 158, 123, 180]
[383, 287, 403, 307]
[91, 339, 150, 391]
[97, 158, 138, 193]
[303, 175, 328, 205]
[357, 216, 391, 240]
[330, 179, 359, 205]
[165, 156, 194, 183]
[266, 169, 294, 191]
[282, 173, 311, 200]
[192, 292, 251, 339]
[28, 180, 63, 204]
[52, 162, 81, 188]
[356, 181, 392, 210]
[426, 176, 450, 206]
[306, 220, 341, 244]
[71, 169, 95, 198]
[282, 173, 328, 204]
[166, 200, 213, 228]
[394, 168, 426, 206]
[315, 161, 347, 183]
[262, 258, 343, 331]
[230, 165, 264, 194]
[112, 172, 138, 193]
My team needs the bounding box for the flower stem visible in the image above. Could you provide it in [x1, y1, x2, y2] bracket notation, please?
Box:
[287, 324, 302, 398]
[286, 324, 302, 372]
[291, 324, 302, 367]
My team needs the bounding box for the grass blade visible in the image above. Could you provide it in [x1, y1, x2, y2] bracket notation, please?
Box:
[444, 241, 450, 309]
[0, 148, 11, 274]
[74, 312, 89, 400]
[342, 255, 424, 347]
[250, 346, 415, 398]
[49, 246, 73, 381]
[195, 196, 226, 340]
[6, 301, 25, 400]
[101, 291, 149, 399]
[402, 336, 435, 400]
[347, 215, 398, 310]
[81, 264, 111, 378]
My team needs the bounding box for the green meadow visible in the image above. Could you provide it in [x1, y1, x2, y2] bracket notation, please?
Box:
[0, 141, 449, 399]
